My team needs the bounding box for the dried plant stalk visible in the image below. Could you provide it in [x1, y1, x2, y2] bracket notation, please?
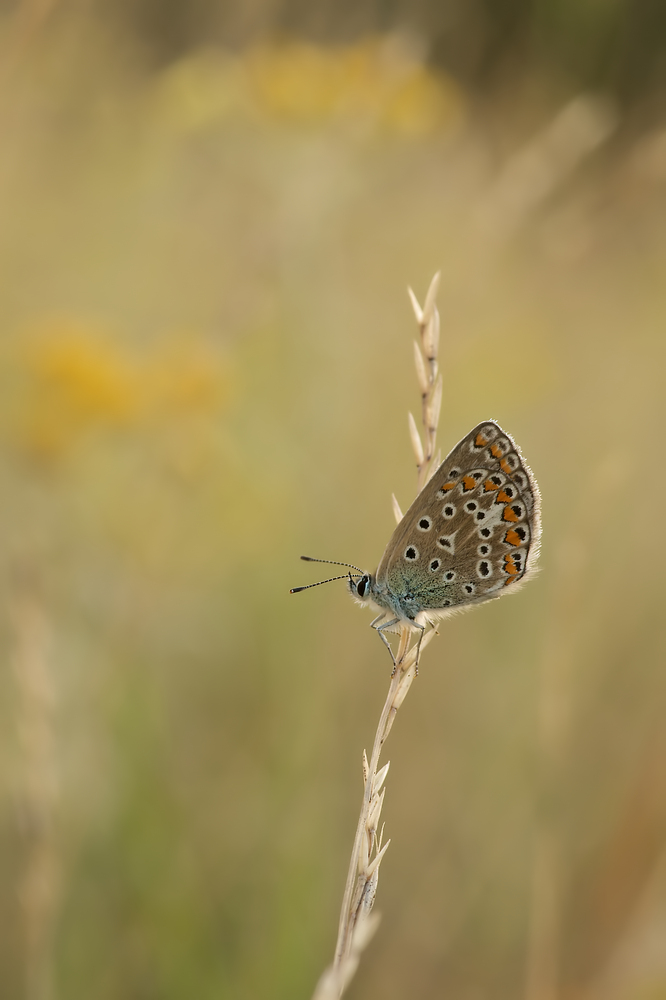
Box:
[311, 276, 442, 999]
[11, 566, 59, 1000]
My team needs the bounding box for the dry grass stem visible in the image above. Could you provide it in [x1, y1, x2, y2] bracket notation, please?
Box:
[313, 277, 442, 998]
[11, 567, 59, 1000]
[474, 95, 616, 243]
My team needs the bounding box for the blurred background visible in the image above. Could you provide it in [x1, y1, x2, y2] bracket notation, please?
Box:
[1, 2, 665, 999]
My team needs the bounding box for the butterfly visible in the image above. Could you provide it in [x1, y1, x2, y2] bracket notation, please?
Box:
[292, 420, 541, 665]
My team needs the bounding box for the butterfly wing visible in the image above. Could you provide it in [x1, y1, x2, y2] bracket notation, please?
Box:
[375, 420, 541, 621]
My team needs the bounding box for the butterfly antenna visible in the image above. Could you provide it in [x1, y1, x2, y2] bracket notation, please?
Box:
[290, 573, 359, 594]
[299, 556, 365, 574]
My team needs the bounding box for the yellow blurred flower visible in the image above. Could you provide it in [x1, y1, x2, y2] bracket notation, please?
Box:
[155, 36, 464, 136]
[247, 40, 352, 122]
[9, 322, 229, 463]
[382, 64, 461, 134]
[15, 324, 136, 459]
[246, 37, 463, 134]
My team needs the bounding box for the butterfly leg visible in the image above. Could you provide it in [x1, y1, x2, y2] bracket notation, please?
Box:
[373, 617, 400, 670]
[412, 622, 426, 676]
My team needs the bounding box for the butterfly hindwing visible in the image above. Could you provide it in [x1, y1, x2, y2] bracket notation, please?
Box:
[376, 421, 541, 619]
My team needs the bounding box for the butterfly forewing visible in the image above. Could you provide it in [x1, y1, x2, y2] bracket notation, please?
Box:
[376, 421, 541, 618]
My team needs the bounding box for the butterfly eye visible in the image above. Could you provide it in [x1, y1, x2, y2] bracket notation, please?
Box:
[356, 576, 369, 598]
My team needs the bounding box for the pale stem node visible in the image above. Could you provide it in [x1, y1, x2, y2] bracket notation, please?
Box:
[426, 375, 443, 437]
[422, 308, 440, 367]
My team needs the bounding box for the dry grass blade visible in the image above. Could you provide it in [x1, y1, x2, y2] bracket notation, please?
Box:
[312, 276, 443, 998]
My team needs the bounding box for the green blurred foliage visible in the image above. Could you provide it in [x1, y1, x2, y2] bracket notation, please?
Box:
[1, 6, 666, 1000]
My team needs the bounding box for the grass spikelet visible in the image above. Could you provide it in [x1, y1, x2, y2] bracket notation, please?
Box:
[407, 411, 425, 467]
[410, 272, 442, 490]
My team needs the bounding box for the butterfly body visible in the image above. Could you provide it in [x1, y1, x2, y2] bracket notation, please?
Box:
[348, 420, 541, 630]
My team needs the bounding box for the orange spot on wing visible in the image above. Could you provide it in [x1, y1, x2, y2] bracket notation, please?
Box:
[484, 479, 500, 492]
[504, 528, 522, 546]
[490, 443, 503, 458]
[502, 505, 520, 522]
[500, 457, 513, 474]
[439, 481, 455, 492]
[462, 475, 477, 491]
[503, 554, 519, 575]
[496, 490, 513, 504]
[475, 432, 488, 447]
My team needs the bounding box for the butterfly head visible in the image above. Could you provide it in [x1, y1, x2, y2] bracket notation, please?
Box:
[347, 571, 374, 605]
